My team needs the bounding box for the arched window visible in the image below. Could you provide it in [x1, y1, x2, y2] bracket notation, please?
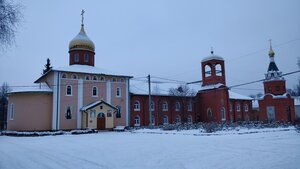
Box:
[187, 115, 192, 124]
[207, 108, 213, 119]
[120, 78, 125, 83]
[92, 86, 98, 97]
[93, 75, 97, 81]
[150, 101, 155, 111]
[72, 74, 78, 79]
[134, 115, 140, 126]
[134, 101, 140, 111]
[205, 65, 212, 77]
[112, 77, 117, 82]
[66, 85, 72, 96]
[244, 104, 249, 112]
[85, 75, 90, 80]
[221, 107, 226, 121]
[97, 112, 105, 118]
[61, 73, 67, 79]
[237, 103, 241, 112]
[10, 103, 14, 120]
[163, 115, 169, 124]
[215, 64, 222, 76]
[100, 76, 105, 82]
[66, 106, 72, 119]
[175, 115, 181, 123]
[162, 102, 168, 111]
[175, 102, 180, 111]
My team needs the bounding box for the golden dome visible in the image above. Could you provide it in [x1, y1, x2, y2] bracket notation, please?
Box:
[69, 24, 95, 52]
[268, 39, 275, 57]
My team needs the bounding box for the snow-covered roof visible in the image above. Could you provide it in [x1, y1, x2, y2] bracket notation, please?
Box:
[198, 83, 225, 91]
[229, 90, 253, 100]
[81, 100, 117, 111]
[252, 99, 259, 109]
[293, 97, 300, 106]
[53, 65, 132, 77]
[130, 81, 199, 96]
[9, 83, 52, 94]
[202, 54, 224, 62]
[258, 93, 291, 100]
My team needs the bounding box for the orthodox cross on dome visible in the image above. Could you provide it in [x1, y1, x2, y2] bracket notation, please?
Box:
[210, 47, 214, 54]
[268, 39, 275, 57]
[81, 9, 85, 25]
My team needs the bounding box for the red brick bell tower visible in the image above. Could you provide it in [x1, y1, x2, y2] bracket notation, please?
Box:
[201, 51, 226, 86]
[197, 50, 230, 123]
[258, 40, 295, 123]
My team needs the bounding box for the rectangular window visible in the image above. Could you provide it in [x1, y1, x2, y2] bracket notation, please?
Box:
[74, 54, 79, 62]
[244, 104, 249, 112]
[84, 53, 89, 63]
[10, 103, 14, 120]
[66, 85, 72, 96]
[90, 110, 95, 118]
[116, 106, 121, 118]
[116, 87, 121, 97]
[187, 102, 192, 111]
[107, 110, 112, 117]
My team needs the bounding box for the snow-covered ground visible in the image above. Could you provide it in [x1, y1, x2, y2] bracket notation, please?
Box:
[0, 128, 300, 169]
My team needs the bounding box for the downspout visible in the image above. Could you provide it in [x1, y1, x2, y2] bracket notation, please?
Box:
[56, 72, 60, 130]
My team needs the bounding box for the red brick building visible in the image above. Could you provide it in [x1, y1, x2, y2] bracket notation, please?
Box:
[130, 51, 253, 126]
[258, 43, 295, 123]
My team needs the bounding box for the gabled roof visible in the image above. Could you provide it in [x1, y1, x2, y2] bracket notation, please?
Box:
[198, 83, 226, 91]
[81, 100, 117, 111]
[229, 90, 252, 100]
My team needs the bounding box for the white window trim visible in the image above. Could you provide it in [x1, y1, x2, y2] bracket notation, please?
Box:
[85, 75, 90, 81]
[66, 85, 72, 96]
[92, 75, 98, 81]
[61, 73, 67, 79]
[71, 74, 78, 79]
[134, 115, 140, 126]
[175, 102, 180, 111]
[10, 103, 14, 120]
[163, 115, 169, 125]
[92, 86, 98, 97]
[134, 101, 140, 111]
[116, 87, 121, 97]
[221, 107, 226, 121]
[162, 102, 168, 111]
[244, 104, 249, 112]
[237, 104, 241, 112]
[74, 53, 79, 62]
[100, 76, 105, 82]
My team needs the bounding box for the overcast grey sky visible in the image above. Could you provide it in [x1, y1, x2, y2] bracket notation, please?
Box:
[0, 0, 299, 96]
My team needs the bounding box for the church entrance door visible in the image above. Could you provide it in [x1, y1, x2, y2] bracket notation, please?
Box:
[97, 113, 106, 130]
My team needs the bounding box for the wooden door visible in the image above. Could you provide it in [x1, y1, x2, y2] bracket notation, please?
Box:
[97, 113, 106, 130]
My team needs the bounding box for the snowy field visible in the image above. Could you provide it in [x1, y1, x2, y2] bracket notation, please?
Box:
[1, 128, 300, 169]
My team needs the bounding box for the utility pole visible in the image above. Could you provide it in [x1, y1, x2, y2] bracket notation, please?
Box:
[148, 74, 152, 127]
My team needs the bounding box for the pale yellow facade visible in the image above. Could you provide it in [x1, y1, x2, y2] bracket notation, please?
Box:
[82, 102, 116, 129]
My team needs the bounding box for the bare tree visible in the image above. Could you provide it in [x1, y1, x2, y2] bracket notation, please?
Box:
[0, 0, 22, 50]
[0, 82, 10, 97]
[169, 84, 196, 122]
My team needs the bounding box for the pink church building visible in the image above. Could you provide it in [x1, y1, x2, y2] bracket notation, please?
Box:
[7, 16, 132, 131]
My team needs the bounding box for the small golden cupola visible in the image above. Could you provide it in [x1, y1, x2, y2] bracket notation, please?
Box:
[69, 10, 96, 66]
